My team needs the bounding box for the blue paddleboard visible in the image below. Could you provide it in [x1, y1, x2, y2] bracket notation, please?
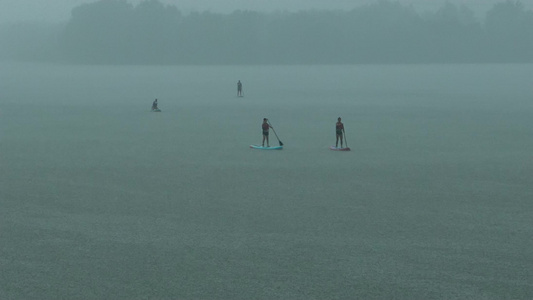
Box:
[250, 145, 283, 150]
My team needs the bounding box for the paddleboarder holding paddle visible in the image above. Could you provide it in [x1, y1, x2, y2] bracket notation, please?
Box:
[336, 117, 345, 148]
[262, 118, 272, 147]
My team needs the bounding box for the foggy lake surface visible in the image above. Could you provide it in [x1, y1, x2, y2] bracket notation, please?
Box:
[1, 62, 532, 299]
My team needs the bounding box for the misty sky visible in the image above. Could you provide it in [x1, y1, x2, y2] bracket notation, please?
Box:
[2, 0, 533, 23]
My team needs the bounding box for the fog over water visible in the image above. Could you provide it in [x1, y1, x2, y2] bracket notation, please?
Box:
[1, 0, 532, 299]
[1, 62, 532, 298]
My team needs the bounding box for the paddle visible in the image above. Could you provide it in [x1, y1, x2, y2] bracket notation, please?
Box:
[343, 129, 348, 148]
[267, 120, 284, 146]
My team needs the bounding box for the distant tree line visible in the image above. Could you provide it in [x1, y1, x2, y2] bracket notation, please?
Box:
[2, 0, 533, 64]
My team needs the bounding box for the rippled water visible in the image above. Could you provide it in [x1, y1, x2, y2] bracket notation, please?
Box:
[1, 62, 532, 299]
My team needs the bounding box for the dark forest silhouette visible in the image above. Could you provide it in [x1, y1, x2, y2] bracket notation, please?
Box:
[2, 0, 533, 64]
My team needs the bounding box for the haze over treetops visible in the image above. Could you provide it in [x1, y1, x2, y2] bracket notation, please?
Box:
[1, 0, 532, 64]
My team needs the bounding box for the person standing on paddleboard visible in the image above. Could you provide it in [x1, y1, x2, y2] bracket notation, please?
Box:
[262, 118, 272, 147]
[152, 99, 158, 110]
[237, 80, 243, 97]
[336, 117, 345, 148]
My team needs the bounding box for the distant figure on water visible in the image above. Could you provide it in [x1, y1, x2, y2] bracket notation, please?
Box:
[237, 80, 243, 97]
[151, 99, 158, 111]
[336, 117, 345, 148]
[262, 118, 272, 147]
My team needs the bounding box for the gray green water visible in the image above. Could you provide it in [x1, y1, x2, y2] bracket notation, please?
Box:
[1, 63, 532, 299]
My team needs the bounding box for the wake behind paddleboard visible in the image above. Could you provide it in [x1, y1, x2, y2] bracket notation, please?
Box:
[329, 146, 350, 151]
[250, 145, 283, 150]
